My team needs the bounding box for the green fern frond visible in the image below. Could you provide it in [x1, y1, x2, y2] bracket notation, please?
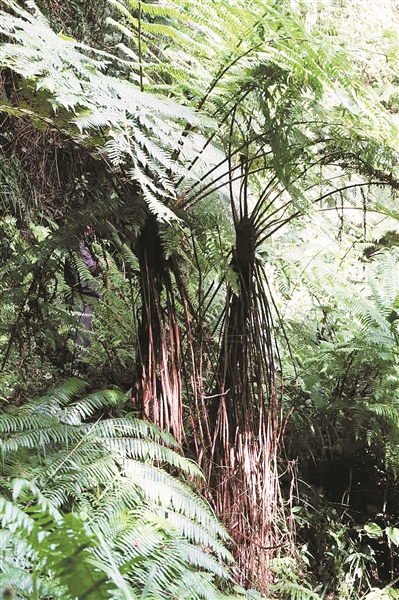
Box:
[103, 437, 202, 478]
[365, 401, 399, 428]
[1, 478, 138, 599]
[0, 422, 84, 453]
[93, 415, 180, 447]
[68, 390, 125, 420]
[0, 381, 232, 597]
[122, 460, 228, 540]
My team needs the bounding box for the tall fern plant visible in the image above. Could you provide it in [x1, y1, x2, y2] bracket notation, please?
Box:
[100, 3, 399, 589]
[0, 379, 233, 599]
[2, 0, 399, 594]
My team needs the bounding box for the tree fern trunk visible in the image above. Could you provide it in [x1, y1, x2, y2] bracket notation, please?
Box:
[135, 216, 183, 442]
[203, 215, 294, 592]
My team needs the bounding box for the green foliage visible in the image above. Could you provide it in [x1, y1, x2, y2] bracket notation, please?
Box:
[0, 0, 214, 225]
[0, 380, 233, 599]
[2, 0, 399, 596]
[1, 479, 136, 599]
[267, 205, 399, 594]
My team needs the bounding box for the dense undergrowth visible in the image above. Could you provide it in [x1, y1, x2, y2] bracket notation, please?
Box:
[2, 0, 399, 597]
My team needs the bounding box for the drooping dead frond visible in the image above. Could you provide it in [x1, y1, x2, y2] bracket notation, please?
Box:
[191, 156, 296, 590]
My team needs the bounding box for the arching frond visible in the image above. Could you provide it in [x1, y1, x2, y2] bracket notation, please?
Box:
[0, 380, 232, 598]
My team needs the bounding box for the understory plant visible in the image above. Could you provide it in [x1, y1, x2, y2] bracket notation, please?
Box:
[1, 479, 137, 599]
[0, 379, 233, 599]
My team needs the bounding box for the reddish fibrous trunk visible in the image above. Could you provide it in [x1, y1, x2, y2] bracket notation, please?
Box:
[135, 217, 183, 443]
[200, 214, 294, 592]
[133, 211, 294, 592]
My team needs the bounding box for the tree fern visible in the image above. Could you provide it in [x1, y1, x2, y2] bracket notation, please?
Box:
[2, 0, 399, 595]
